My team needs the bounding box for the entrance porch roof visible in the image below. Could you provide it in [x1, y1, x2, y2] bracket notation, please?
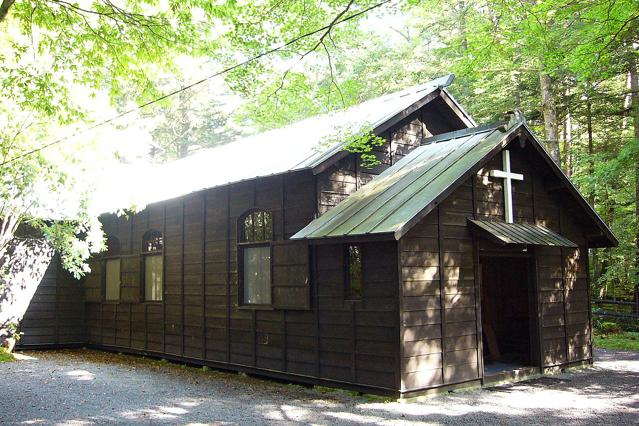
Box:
[468, 219, 577, 248]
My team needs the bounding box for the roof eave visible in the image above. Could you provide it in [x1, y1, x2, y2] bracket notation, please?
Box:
[289, 231, 395, 244]
[393, 125, 521, 240]
[439, 88, 477, 128]
[518, 124, 618, 248]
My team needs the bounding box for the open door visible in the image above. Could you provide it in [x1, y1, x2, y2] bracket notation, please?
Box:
[480, 255, 537, 375]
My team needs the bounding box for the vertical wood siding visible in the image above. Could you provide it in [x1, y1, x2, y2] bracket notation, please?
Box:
[81, 170, 399, 392]
[398, 137, 595, 392]
[316, 101, 467, 216]
[398, 181, 480, 393]
[19, 256, 85, 347]
[315, 241, 399, 389]
[399, 212, 444, 391]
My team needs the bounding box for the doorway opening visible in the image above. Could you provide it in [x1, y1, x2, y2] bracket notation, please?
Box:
[480, 255, 536, 375]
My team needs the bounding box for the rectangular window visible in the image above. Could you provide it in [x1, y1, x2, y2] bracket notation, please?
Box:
[347, 245, 362, 299]
[243, 246, 271, 305]
[105, 259, 120, 301]
[145, 254, 163, 301]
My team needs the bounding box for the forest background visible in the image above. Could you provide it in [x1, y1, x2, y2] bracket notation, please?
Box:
[0, 0, 637, 305]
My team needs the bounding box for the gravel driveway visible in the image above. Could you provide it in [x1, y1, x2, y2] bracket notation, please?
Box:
[0, 348, 637, 425]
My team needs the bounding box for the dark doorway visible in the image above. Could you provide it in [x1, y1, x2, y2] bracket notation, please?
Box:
[480, 255, 535, 374]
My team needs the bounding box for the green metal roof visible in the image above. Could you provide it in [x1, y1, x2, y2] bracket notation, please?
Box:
[291, 112, 617, 247]
[468, 219, 577, 247]
[292, 123, 519, 241]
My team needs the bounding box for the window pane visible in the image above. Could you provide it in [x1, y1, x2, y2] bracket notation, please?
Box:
[241, 210, 272, 243]
[243, 246, 271, 304]
[105, 259, 120, 301]
[264, 213, 273, 240]
[244, 214, 254, 242]
[145, 255, 163, 301]
[143, 230, 163, 252]
[255, 211, 265, 241]
[348, 245, 362, 299]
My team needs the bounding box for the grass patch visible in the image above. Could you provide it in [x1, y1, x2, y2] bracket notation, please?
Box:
[594, 331, 639, 351]
[0, 348, 15, 362]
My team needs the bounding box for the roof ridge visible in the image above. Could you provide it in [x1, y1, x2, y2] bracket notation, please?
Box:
[189, 75, 456, 159]
[420, 122, 505, 146]
[95, 76, 461, 212]
[388, 74, 455, 101]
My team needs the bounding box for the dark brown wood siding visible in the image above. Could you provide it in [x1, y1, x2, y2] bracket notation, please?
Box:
[398, 136, 594, 392]
[316, 100, 468, 215]
[481, 142, 592, 368]
[315, 241, 399, 390]
[20, 131, 596, 396]
[398, 212, 444, 391]
[533, 196, 591, 367]
[19, 256, 85, 347]
[81, 170, 399, 392]
[398, 182, 479, 393]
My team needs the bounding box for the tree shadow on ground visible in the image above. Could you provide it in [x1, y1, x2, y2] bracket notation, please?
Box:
[2, 348, 637, 425]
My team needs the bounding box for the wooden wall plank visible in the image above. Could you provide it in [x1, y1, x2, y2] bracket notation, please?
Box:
[19, 256, 85, 346]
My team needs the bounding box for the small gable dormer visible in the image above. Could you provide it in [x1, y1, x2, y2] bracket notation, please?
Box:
[315, 76, 475, 215]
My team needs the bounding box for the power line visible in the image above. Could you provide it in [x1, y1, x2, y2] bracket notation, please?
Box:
[2, 0, 391, 166]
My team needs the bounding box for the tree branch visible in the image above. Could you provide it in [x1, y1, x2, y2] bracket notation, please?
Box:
[321, 40, 345, 108]
[266, 0, 356, 102]
[2, 0, 393, 166]
[0, 0, 15, 23]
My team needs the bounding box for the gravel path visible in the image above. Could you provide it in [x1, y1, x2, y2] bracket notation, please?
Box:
[0, 348, 637, 425]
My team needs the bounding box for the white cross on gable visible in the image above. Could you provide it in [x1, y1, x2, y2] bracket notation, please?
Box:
[489, 150, 524, 224]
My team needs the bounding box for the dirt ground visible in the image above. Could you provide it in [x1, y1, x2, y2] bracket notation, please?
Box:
[0, 348, 637, 425]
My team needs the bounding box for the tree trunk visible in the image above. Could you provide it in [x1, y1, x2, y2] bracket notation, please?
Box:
[0, 0, 15, 23]
[587, 100, 595, 202]
[563, 109, 573, 176]
[539, 73, 560, 163]
[175, 89, 191, 159]
[458, 1, 468, 52]
[586, 98, 600, 287]
[178, 141, 189, 159]
[629, 51, 639, 314]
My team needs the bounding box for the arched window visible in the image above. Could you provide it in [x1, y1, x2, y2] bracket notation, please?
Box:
[240, 209, 273, 243]
[238, 209, 273, 305]
[143, 229, 163, 253]
[104, 235, 121, 301]
[142, 229, 163, 302]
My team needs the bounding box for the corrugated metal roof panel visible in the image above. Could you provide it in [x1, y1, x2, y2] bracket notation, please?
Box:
[291, 114, 618, 248]
[468, 219, 577, 247]
[291, 124, 516, 240]
[95, 76, 457, 211]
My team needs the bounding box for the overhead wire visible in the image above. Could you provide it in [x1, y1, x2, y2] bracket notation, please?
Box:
[1, 0, 392, 166]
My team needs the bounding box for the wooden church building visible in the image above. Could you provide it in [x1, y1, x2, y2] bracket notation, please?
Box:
[18, 75, 617, 397]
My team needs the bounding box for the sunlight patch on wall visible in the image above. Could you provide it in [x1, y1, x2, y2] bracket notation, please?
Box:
[0, 239, 54, 343]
